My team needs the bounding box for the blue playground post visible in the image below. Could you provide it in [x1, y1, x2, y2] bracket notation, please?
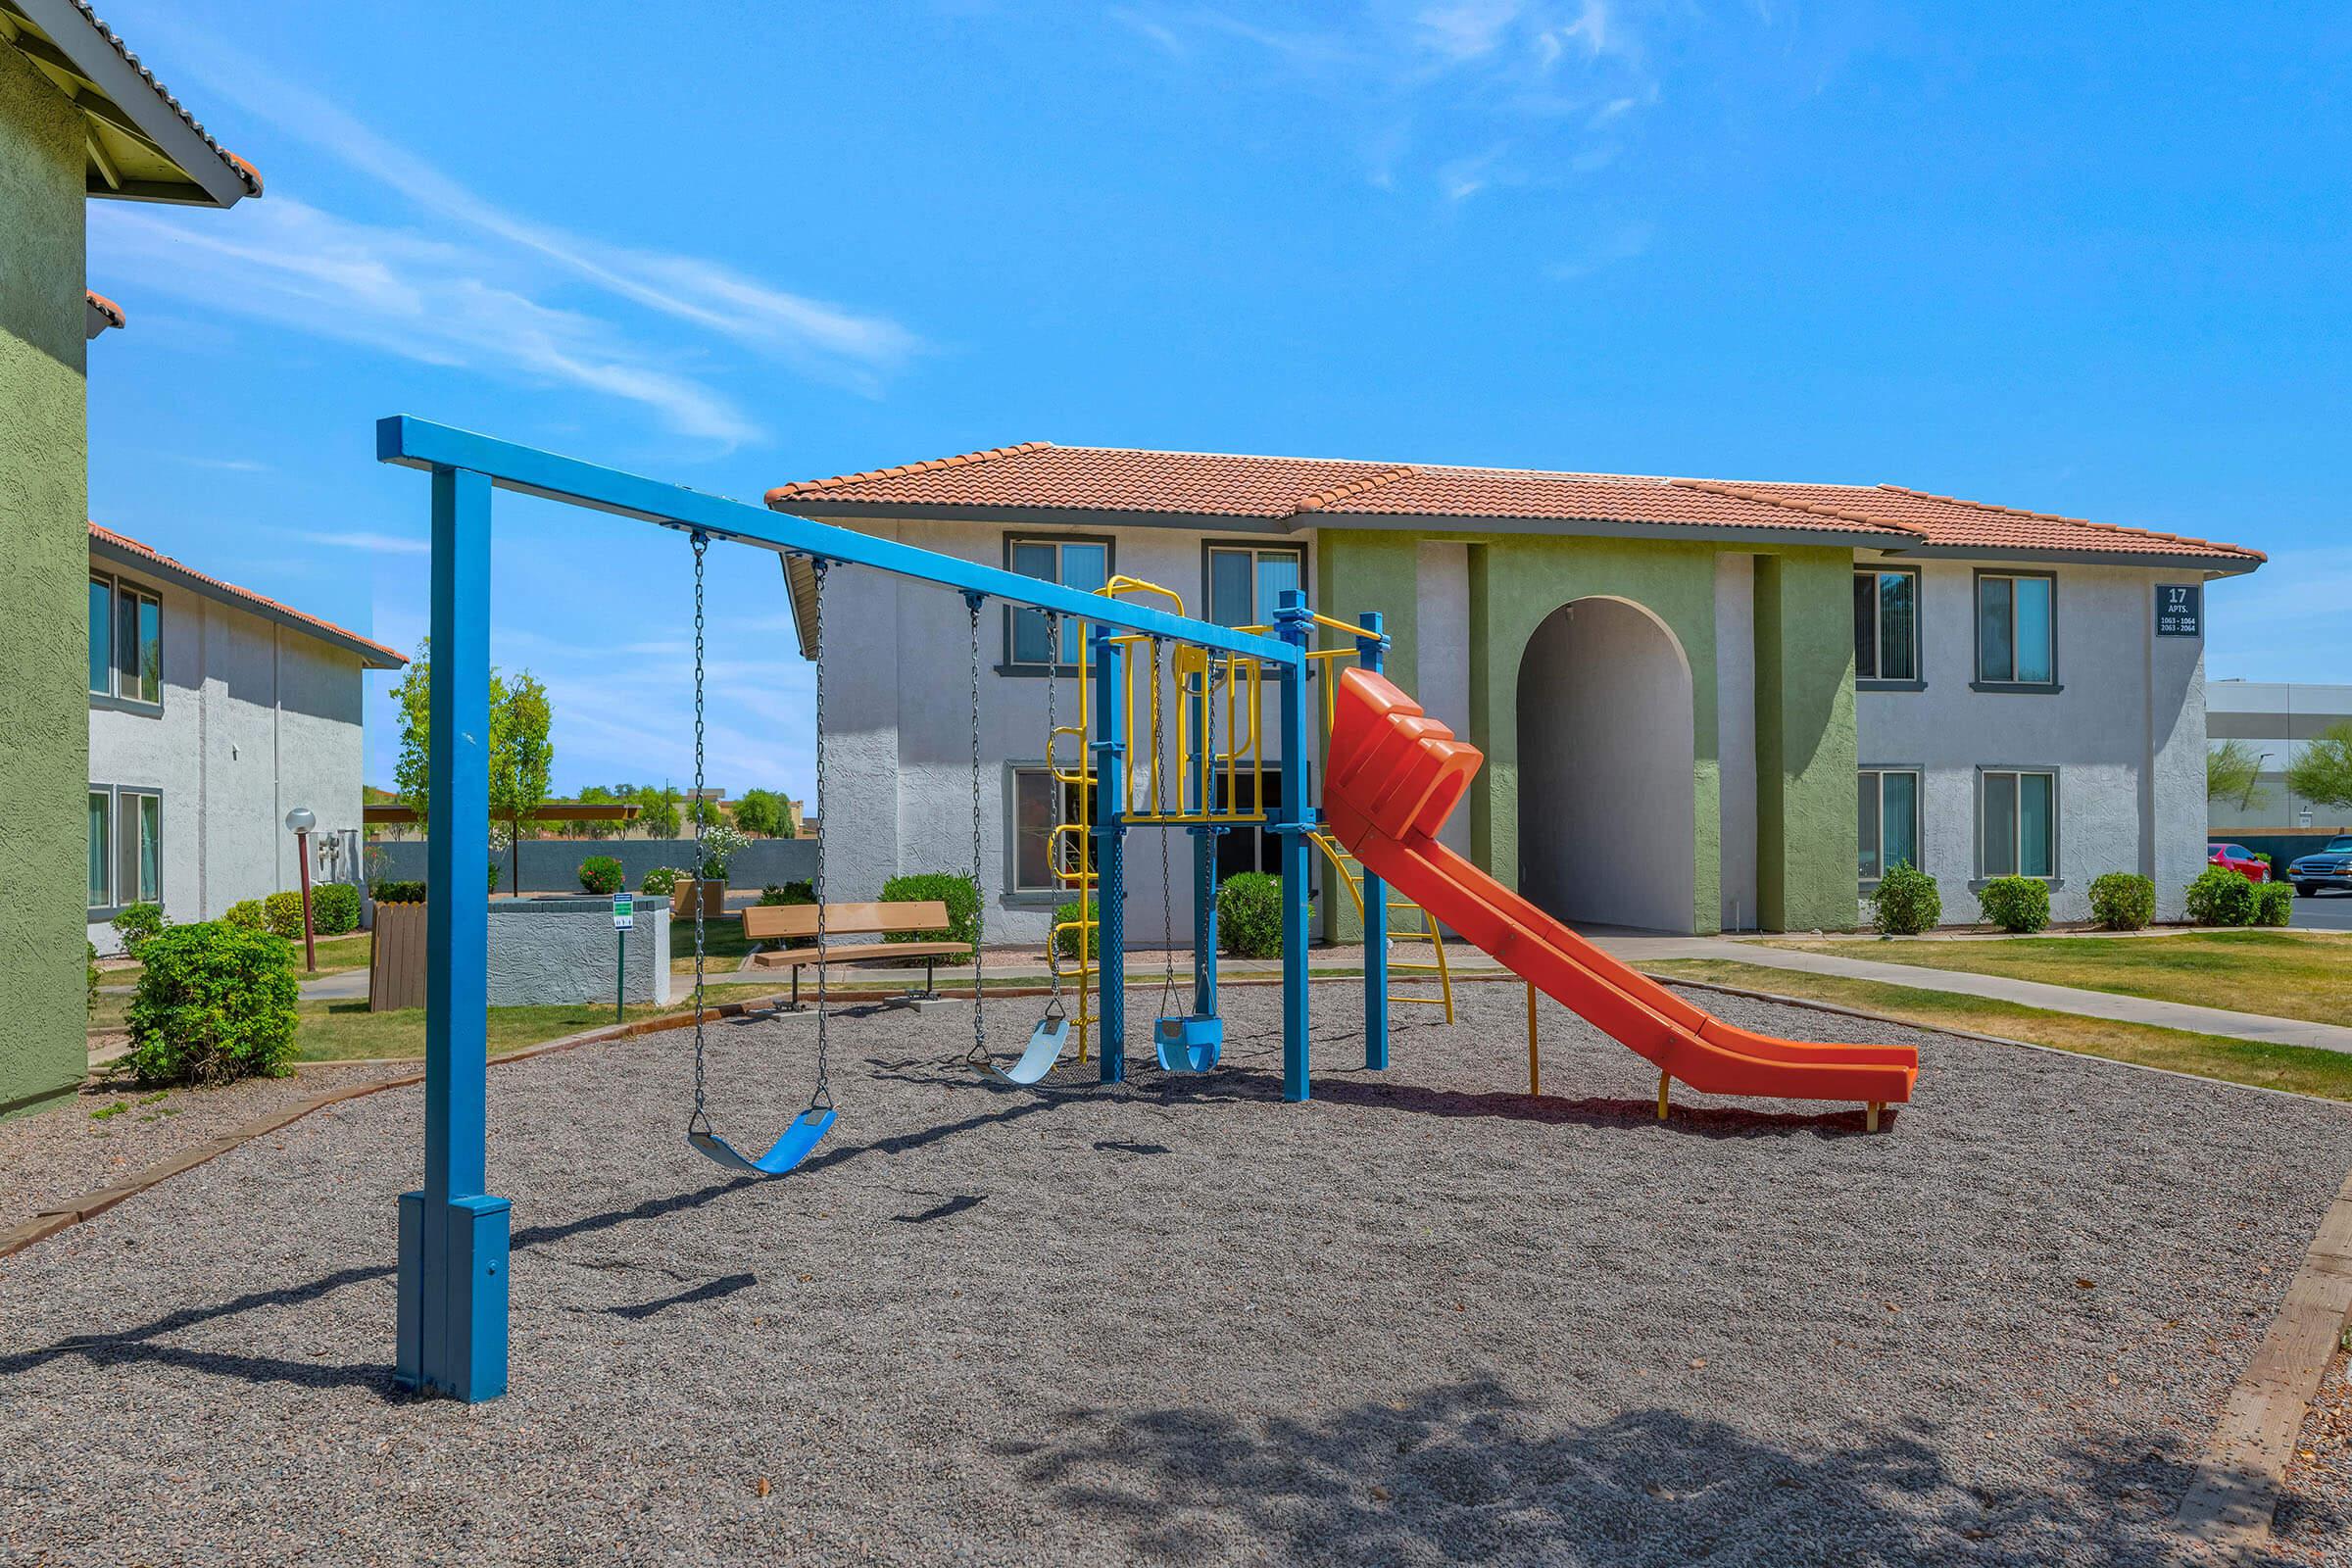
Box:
[1192, 825, 1221, 1016]
[396, 466, 511, 1404]
[1356, 610, 1390, 1071]
[1093, 624, 1128, 1084]
[1274, 589, 1313, 1102]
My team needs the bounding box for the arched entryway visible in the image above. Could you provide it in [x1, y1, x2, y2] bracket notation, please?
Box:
[1516, 597, 1696, 933]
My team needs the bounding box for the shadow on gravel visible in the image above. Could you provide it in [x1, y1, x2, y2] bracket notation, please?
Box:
[1002, 1376, 2209, 1566]
[1304, 1077, 1894, 1140]
[608, 1271, 756, 1319]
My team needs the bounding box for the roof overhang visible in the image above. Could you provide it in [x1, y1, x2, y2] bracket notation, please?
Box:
[0, 0, 260, 207]
[83, 287, 122, 337]
[89, 529, 407, 668]
[1859, 543, 2264, 578]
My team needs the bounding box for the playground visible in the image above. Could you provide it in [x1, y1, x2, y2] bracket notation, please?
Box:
[4, 981, 2348, 1564]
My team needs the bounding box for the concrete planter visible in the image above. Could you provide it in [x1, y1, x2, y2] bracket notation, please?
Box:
[671, 879, 727, 919]
[368, 897, 673, 1010]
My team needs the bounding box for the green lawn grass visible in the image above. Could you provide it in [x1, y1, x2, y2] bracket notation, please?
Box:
[1753, 929, 2349, 1025]
[666, 914, 761, 974]
[1639, 957, 2352, 1102]
[291, 999, 705, 1061]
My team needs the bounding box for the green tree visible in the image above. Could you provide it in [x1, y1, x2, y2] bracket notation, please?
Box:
[387, 641, 555, 842]
[2286, 721, 2352, 816]
[734, 788, 787, 837]
[2206, 739, 2268, 810]
[567, 783, 623, 840]
[638, 783, 682, 840]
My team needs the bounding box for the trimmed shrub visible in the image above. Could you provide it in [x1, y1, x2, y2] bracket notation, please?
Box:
[578, 855, 625, 895]
[111, 902, 168, 956]
[371, 880, 426, 905]
[641, 866, 683, 897]
[223, 899, 268, 931]
[880, 871, 981, 954]
[2087, 872, 2156, 932]
[760, 880, 817, 948]
[1976, 875, 2051, 934]
[2185, 865, 2258, 927]
[262, 890, 306, 940]
[86, 942, 99, 1012]
[2254, 879, 2295, 927]
[124, 922, 300, 1086]
[1868, 862, 1940, 936]
[311, 882, 361, 936]
[1219, 871, 1308, 959]
[1053, 899, 1098, 961]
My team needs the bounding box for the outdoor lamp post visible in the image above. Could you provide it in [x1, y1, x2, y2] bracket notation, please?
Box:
[284, 806, 318, 972]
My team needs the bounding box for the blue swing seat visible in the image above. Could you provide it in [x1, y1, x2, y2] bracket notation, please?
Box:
[988, 1014, 1070, 1086]
[1154, 1013, 1224, 1073]
[688, 1105, 837, 1176]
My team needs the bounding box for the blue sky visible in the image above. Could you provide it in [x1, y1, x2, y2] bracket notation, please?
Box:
[85, 2, 2352, 800]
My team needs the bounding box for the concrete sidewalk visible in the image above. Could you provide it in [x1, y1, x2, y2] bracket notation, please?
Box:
[1593, 931, 2352, 1055]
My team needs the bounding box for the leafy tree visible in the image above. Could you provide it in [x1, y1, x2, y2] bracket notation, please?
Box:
[734, 788, 788, 838]
[388, 641, 555, 841]
[2206, 739, 2268, 809]
[637, 783, 682, 841]
[567, 783, 624, 840]
[2286, 721, 2352, 815]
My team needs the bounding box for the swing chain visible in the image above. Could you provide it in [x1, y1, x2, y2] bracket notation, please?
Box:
[688, 532, 710, 1137]
[964, 592, 989, 1067]
[1153, 640, 1179, 1016]
[809, 558, 832, 1111]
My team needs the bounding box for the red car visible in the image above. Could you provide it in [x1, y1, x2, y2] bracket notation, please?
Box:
[2208, 842, 2270, 882]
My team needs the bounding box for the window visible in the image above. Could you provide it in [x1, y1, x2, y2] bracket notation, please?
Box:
[1981, 770, 2056, 879]
[1857, 769, 1920, 881]
[1976, 571, 2054, 686]
[1004, 535, 1111, 666]
[1852, 567, 1919, 683]
[1205, 544, 1305, 630]
[1009, 766, 1096, 894]
[87, 785, 161, 910]
[88, 573, 162, 705]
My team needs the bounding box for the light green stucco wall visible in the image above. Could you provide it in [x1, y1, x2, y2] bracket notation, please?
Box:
[0, 47, 91, 1116]
[1316, 530, 1857, 938]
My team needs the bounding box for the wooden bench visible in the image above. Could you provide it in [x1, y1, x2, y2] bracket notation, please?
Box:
[740, 901, 967, 1007]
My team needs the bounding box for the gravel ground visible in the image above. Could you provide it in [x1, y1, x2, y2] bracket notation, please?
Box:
[0, 1063, 412, 1235]
[3, 983, 2349, 1567]
[2278, 1349, 2352, 1562]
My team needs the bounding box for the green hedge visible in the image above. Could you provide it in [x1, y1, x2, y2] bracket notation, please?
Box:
[760, 880, 817, 948]
[641, 866, 683, 896]
[262, 890, 306, 940]
[224, 899, 267, 931]
[2254, 879, 2295, 927]
[1053, 899, 1097, 961]
[578, 855, 625, 895]
[1219, 871, 1307, 959]
[2185, 865, 2258, 926]
[124, 923, 300, 1086]
[2087, 872, 2155, 932]
[879, 872, 980, 953]
[1976, 875, 2050, 934]
[371, 880, 426, 905]
[311, 882, 361, 936]
[1867, 862, 1939, 936]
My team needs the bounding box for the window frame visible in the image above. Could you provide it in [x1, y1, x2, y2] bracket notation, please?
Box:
[1971, 568, 2060, 693]
[999, 531, 1115, 674]
[87, 782, 164, 916]
[1976, 766, 2059, 882]
[1852, 564, 1924, 690]
[1201, 540, 1308, 632]
[1857, 766, 1923, 885]
[88, 570, 165, 712]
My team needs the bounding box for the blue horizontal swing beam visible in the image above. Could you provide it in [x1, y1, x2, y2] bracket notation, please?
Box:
[376, 417, 1300, 667]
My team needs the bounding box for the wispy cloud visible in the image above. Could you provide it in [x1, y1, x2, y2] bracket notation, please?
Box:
[89, 25, 923, 448]
[1547, 218, 1656, 279]
[310, 529, 431, 556]
[179, 455, 272, 473]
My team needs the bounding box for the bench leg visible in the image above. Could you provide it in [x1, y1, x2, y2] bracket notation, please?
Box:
[790, 966, 801, 1011]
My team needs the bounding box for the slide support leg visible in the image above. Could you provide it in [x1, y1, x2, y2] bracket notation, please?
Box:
[1275, 590, 1312, 1103]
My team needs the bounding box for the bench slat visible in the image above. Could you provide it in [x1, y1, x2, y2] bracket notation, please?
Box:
[741, 901, 953, 940]
[748, 941, 967, 969]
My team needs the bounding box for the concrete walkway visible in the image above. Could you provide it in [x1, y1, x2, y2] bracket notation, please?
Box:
[1593, 932, 2352, 1055]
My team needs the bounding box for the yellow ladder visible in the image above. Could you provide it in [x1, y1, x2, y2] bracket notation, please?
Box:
[1308, 829, 1456, 1024]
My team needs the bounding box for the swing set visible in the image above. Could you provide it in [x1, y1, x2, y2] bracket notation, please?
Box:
[375, 416, 1400, 1403]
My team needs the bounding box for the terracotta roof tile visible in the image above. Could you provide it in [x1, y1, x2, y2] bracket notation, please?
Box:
[89, 523, 405, 666]
[59, 2, 264, 195]
[84, 288, 123, 329]
[765, 443, 2263, 564]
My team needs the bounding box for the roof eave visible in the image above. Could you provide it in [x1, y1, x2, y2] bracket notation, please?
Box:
[88, 532, 408, 667]
[1863, 541, 2265, 576]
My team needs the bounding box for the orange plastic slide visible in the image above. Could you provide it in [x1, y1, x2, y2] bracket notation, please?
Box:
[1324, 666, 1918, 1113]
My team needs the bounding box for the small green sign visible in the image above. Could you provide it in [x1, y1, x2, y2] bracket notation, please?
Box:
[612, 893, 634, 931]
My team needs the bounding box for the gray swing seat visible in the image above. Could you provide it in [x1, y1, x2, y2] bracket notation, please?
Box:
[988, 1012, 1071, 1085]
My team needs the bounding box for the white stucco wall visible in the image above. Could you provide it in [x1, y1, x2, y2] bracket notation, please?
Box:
[814, 519, 1304, 946]
[1855, 559, 2208, 924]
[1517, 598, 1698, 933]
[88, 574, 370, 953]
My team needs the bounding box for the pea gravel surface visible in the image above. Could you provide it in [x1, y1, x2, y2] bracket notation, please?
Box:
[4, 982, 2349, 1567]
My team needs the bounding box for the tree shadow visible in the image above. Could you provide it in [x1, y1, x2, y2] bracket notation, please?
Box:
[1002, 1377, 2220, 1566]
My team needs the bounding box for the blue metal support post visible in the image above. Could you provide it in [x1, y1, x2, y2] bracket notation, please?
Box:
[1273, 590, 1313, 1102]
[1093, 625, 1127, 1083]
[1356, 611, 1390, 1071]
[396, 466, 511, 1403]
[1192, 826, 1221, 1015]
